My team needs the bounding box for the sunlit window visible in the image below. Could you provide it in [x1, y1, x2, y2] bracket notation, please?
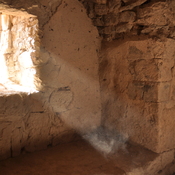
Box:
[0, 13, 40, 95]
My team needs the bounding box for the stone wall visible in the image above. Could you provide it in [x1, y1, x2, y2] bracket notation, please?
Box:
[100, 37, 175, 153]
[0, 0, 101, 160]
[95, 0, 175, 154]
[80, 0, 175, 41]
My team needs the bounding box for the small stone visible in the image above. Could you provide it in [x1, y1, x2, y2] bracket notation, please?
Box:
[108, 0, 121, 13]
[103, 26, 116, 34]
[115, 23, 133, 33]
[119, 11, 136, 23]
[103, 13, 119, 26]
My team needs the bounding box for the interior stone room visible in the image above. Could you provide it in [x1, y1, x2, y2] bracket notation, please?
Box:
[0, 0, 175, 174]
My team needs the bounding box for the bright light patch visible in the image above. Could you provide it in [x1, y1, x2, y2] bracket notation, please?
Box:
[0, 13, 40, 94]
[0, 54, 8, 83]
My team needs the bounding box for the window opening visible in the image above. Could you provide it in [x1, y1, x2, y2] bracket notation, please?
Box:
[0, 12, 40, 95]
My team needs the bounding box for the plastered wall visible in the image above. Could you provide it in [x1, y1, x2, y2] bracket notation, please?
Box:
[100, 37, 175, 153]
[0, 0, 101, 160]
[93, 0, 175, 153]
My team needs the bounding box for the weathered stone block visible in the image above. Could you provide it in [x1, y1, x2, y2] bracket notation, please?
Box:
[137, 2, 169, 26]
[108, 0, 121, 13]
[94, 4, 108, 15]
[93, 17, 104, 26]
[161, 150, 174, 169]
[119, 11, 136, 23]
[115, 23, 133, 33]
[98, 26, 116, 35]
[103, 13, 119, 26]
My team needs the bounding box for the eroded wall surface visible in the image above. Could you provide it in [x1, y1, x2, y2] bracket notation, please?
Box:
[93, 0, 175, 153]
[100, 38, 175, 153]
[0, 0, 101, 160]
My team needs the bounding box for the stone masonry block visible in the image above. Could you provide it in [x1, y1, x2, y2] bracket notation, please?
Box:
[137, 2, 169, 26]
[99, 26, 116, 34]
[94, 4, 108, 15]
[119, 11, 136, 23]
[103, 13, 119, 26]
[93, 17, 104, 26]
[161, 150, 174, 169]
[115, 23, 133, 33]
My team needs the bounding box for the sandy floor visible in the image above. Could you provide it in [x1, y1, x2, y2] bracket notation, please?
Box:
[1, 138, 172, 175]
[0, 140, 125, 175]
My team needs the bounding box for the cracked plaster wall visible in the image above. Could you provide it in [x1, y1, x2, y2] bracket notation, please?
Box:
[81, 0, 175, 154]
[0, 0, 101, 160]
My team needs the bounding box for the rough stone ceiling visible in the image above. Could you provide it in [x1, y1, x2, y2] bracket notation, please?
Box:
[79, 0, 175, 41]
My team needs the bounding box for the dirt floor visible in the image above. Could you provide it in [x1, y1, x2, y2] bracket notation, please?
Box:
[0, 139, 126, 175]
[1, 139, 172, 175]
